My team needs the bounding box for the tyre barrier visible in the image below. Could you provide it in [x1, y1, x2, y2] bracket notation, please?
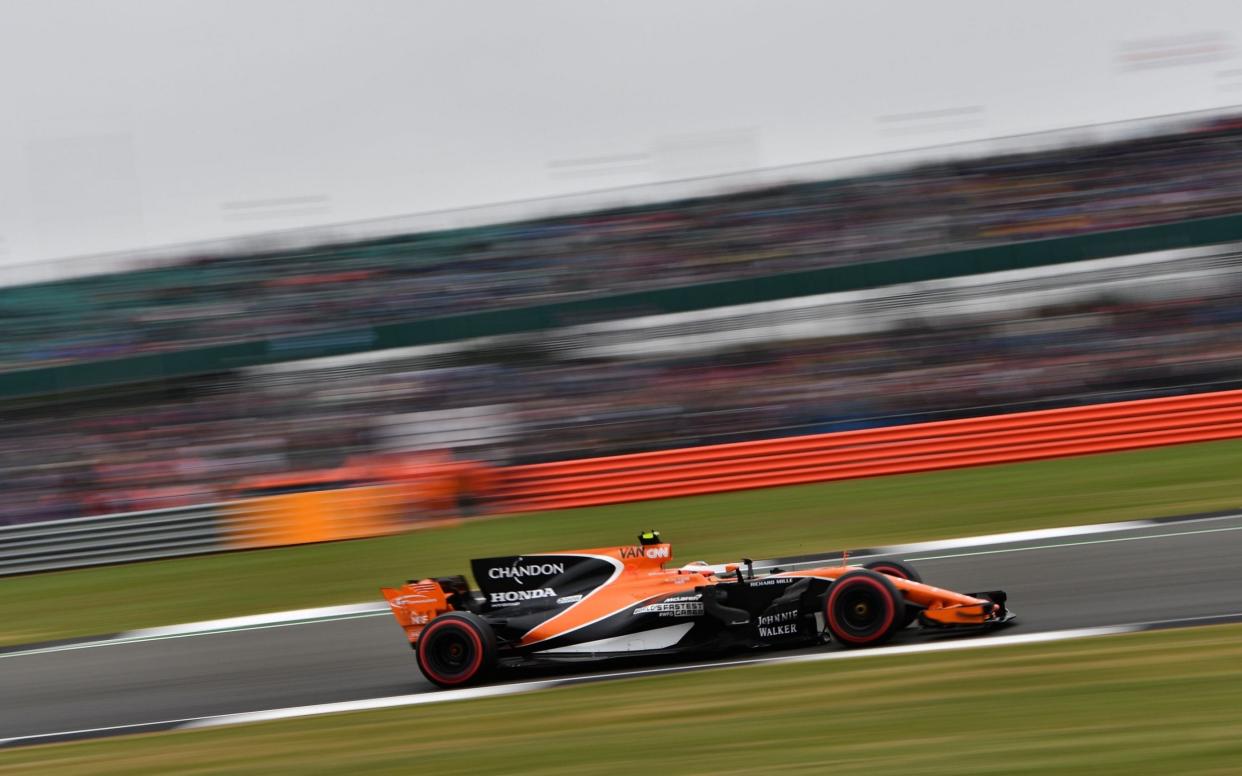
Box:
[497, 389, 1242, 512]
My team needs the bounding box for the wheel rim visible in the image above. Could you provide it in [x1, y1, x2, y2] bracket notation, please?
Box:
[835, 586, 888, 633]
[425, 628, 477, 679]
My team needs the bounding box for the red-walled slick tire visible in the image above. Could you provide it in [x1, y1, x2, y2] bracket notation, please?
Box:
[863, 558, 922, 629]
[416, 612, 498, 688]
[824, 569, 905, 648]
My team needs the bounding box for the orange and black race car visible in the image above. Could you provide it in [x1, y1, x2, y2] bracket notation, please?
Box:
[382, 531, 1014, 687]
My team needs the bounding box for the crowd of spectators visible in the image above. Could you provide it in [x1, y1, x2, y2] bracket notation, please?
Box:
[7, 116, 1242, 372]
[4, 282, 1241, 524]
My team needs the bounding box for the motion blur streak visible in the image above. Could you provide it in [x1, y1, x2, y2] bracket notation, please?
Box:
[5, 513, 1242, 747]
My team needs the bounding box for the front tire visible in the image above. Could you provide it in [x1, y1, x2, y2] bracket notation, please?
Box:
[416, 612, 497, 688]
[824, 569, 905, 648]
[864, 558, 922, 628]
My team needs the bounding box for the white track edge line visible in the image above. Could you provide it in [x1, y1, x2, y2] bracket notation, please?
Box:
[123, 603, 388, 639]
[904, 524, 1242, 562]
[0, 613, 391, 660]
[872, 520, 1156, 555]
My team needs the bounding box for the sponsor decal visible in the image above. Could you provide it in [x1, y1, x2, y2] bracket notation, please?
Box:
[556, 594, 584, 605]
[634, 601, 705, 618]
[750, 577, 796, 587]
[664, 594, 702, 603]
[757, 610, 797, 627]
[759, 623, 799, 638]
[489, 588, 557, 604]
[488, 562, 565, 582]
[472, 555, 615, 612]
[395, 595, 436, 606]
[410, 613, 430, 625]
[619, 545, 671, 560]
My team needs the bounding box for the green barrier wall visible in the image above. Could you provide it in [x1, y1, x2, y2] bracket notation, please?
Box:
[5, 212, 1242, 399]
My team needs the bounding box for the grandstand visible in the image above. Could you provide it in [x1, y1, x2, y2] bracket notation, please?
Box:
[6, 111, 1242, 379]
[4, 112, 1242, 524]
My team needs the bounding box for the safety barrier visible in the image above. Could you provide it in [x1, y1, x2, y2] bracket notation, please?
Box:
[0, 504, 231, 576]
[498, 389, 1242, 511]
[0, 485, 417, 576]
[0, 460, 493, 575]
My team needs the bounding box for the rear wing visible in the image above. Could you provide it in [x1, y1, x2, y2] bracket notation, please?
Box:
[381, 576, 468, 644]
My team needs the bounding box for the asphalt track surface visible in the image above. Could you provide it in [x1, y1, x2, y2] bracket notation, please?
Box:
[5, 512, 1242, 745]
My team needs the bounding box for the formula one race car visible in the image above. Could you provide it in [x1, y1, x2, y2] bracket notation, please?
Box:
[382, 531, 1013, 687]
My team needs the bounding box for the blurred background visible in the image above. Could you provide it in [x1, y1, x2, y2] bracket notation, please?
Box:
[4, 1, 1242, 527]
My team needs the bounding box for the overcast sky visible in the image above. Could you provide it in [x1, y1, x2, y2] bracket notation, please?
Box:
[4, 1, 1242, 280]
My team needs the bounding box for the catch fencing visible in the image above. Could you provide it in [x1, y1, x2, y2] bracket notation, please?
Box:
[497, 389, 1242, 512]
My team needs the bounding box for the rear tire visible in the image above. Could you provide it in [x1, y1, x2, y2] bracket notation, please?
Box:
[824, 569, 905, 648]
[864, 558, 922, 629]
[416, 612, 497, 688]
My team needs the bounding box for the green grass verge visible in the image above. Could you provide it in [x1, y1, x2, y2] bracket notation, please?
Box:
[4, 439, 1241, 647]
[7, 624, 1242, 774]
